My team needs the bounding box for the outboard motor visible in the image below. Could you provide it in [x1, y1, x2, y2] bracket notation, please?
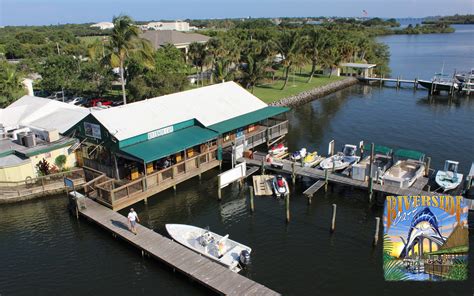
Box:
[239, 250, 251, 266]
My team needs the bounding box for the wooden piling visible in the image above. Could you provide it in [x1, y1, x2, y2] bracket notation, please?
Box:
[285, 194, 290, 223]
[324, 169, 328, 192]
[261, 159, 265, 175]
[330, 204, 337, 233]
[332, 159, 336, 173]
[368, 143, 375, 202]
[373, 217, 381, 246]
[414, 78, 418, 90]
[425, 157, 431, 177]
[291, 162, 296, 185]
[249, 185, 254, 213]
[427, 185, 431, 193]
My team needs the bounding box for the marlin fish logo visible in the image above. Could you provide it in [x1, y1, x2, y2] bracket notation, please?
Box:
[399, 207, 446, 258]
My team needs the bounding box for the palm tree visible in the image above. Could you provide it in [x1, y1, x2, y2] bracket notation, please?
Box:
[240, 40, 272, 92]
[188, 42, 209, 86]
[106, 15, 153, 104]
[0, 62, 26, 107]
[273, 30, 307, 90]
[304, 28, 329, 82]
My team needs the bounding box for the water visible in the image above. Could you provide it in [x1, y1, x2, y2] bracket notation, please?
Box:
[1, 26, 474, 295]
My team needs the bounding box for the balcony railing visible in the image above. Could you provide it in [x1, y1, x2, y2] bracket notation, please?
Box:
[93, 148, 219, 208]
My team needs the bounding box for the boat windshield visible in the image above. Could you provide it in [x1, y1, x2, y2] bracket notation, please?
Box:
[445, 162, 458, 173]
[343, 146, 356, 157]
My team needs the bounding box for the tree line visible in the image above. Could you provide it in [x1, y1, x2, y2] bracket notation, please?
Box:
[0, 16, 394, 107]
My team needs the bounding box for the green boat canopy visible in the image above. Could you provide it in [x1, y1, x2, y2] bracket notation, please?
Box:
[208, 106, 289, 134]
[120, 126, 218, 163]
[394, 149, 425, 161]
[363, 144, 392, 155]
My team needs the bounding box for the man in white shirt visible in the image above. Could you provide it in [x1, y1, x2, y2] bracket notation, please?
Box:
[127, 208, 140, 234]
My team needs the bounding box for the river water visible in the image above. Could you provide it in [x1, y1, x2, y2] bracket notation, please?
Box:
[1, 26, 474, 296]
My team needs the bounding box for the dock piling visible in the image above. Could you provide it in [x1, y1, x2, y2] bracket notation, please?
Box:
[285, 194, 290, 223]
[249, 185, 255, 212]
[425, 157, 431, 177]
[324, 169, 329, 192]
[368, 143, 375, 202]
[261, 159, 265, 175]
[330, 204, 337, 233]
[373, 217, 381, 246]
[291, 162, 296, 185]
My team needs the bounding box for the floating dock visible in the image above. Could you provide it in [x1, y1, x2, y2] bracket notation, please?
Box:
[74, 195, 279, 296]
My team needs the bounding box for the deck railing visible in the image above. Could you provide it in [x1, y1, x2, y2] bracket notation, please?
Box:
[0, 168, 85, 198]
[94, 148, 218, 207]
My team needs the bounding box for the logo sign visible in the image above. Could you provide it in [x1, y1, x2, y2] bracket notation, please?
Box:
[148, 126, 174, 140]
[84, 122, 101, 139]
[383, 195, 468, 281]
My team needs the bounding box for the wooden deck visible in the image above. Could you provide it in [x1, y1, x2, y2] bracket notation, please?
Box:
[85, 149, 221, 211]
[252, 175, 274, 196]
[303, 180, 326, 197]
[0, 169, 86, 203]
[76, 196, 279, 295]
[242, 158, 437, 197]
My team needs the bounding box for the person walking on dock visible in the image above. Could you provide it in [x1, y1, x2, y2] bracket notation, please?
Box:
[128, 208, 140, 234]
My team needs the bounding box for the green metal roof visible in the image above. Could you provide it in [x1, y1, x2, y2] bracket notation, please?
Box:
[208, 106, 289, 134]
[363, 144, 392, 155]
[120, 126, 218, 163]
[394, 149, 425, 161]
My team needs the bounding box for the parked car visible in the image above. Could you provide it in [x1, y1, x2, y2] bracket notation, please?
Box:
[66, 97, 87, 106]
[85, 98, 113, 107]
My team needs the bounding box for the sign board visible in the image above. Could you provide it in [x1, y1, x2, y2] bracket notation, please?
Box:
[218, 162, 246, 189]
[147, 126, 174, 140]
[64, 177, 74, 188]
[84, 122, 101, 139]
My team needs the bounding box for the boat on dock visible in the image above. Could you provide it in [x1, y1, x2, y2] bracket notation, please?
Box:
[165, 224, 251, 273]
[290, 147, 307, 161]
[435, 160, 463, 192]
[319, 144, 360, 171]
[272, 174, 290, 197]
[382, 149, 425, 189]
[302, 151, 325, 167]
[455, 69, 474, 83]
[352, 145, 393, 182]
[268, 143, 288, 156]
[418, 73, 459, 92]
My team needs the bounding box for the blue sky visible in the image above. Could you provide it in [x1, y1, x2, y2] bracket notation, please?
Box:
[1, 0, 473, 26]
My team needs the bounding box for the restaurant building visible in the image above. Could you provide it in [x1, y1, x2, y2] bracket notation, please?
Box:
[69, 82, 289, 210]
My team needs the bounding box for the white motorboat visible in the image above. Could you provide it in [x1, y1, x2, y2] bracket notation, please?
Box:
[319, 144, 360, 171]
[352, 145, 393, 182]
[272, 174, 290, 197]
[382, 149, 425, 189]
[290, 147, 307, 161]
[165, 224, 251, 273]
[435, 160, 463, 192]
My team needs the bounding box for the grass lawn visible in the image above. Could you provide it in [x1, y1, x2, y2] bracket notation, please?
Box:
[79, 35, 107, 45]
[253, 72, 345, 104]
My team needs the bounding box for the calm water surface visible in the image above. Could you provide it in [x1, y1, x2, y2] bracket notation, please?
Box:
[1, 26, 474, 296]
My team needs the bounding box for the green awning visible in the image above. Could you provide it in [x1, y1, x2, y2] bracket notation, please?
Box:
[120, 126, 218, 163]
[394, 149, 425, 161]
[363, 144, 392, 155]
[208, 106, 289, 134]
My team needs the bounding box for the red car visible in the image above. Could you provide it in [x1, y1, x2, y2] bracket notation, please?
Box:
[86, 98, 113, 107]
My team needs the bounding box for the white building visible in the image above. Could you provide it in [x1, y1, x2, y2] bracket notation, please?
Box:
[90, 22, 114, 30]
[145, 21, 190, 31]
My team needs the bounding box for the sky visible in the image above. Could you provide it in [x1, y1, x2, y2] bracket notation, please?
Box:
[1, 0, 473, 26]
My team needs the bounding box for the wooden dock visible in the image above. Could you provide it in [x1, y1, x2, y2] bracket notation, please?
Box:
[252, 175, 274, 196]
[303, 180, 326, 198]
[75, 196, 279, 295]
[241, 158, 435, 197]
